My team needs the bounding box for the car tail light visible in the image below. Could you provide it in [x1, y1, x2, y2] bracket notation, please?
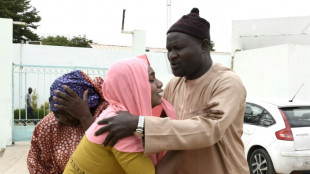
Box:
[275, 110, 294, 141]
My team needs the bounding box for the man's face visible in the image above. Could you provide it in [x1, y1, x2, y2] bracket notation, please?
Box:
[166, 32, 205, 79]
[28, 88, 32, 94]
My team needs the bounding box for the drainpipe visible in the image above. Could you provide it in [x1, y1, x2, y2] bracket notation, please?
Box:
[231, 55, 234, 70]
[167, 0, 171, 30]
[121, 9, 133, 35]
[121, 9, 146, 56]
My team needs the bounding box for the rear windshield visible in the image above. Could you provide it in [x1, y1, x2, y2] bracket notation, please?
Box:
[280, 107, 310, 128]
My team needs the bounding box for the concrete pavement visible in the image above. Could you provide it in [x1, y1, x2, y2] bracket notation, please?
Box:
[0, 142, 30, 174]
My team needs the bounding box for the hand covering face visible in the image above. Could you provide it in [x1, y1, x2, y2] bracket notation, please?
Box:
[49, 70, 101, 112]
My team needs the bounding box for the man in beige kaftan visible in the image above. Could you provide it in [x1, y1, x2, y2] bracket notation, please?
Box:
[144, 63, 248, 173]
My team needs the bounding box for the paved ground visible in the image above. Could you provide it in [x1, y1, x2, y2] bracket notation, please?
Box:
[0, 142, 30, 174]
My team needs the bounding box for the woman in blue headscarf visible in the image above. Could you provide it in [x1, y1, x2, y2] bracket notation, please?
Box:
[27, 70, 108, 174]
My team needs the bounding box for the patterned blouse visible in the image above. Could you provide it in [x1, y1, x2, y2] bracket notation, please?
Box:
[27, 73, 108, 174]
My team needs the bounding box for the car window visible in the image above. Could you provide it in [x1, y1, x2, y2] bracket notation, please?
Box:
[244, 104, 262, 125]
[257, 110, 275, 127]
[244, 103, 275, 127]
[280, 107, 310, 128]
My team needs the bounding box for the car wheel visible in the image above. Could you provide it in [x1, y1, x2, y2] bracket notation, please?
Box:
[248, 148, 276, 174]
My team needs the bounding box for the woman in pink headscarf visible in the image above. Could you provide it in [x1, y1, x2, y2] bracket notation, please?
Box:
[63, 55, 177, 174]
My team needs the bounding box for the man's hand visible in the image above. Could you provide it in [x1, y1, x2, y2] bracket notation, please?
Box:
[52, 85, 94, 130]
[95, 111, 139, 147]
[196, 102, 224, 120]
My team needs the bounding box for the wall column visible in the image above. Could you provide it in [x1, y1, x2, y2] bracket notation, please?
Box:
[132, 30, 146, 56]
[0, 18, 13, 148]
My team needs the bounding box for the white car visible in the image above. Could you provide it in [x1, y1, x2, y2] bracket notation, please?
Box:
[242, 99, 310, 174]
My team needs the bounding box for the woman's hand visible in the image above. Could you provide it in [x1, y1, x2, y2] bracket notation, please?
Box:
[53, 85, 94, 131]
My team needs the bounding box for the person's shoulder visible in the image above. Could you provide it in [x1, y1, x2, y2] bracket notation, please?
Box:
[31, 113, 59, 144]
[211, 63, 243, 83]
[209, 63, 246, 95]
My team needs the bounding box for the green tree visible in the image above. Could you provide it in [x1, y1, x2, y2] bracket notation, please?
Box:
[210, 41, 215, 51]
[39, 101, 50, 115]
[41, 35, 70, 46]
[31, 88, 38, 109]
[69, 35, 93, 47]
[0, 0, 41, 43]
[41, 35, 93, 48]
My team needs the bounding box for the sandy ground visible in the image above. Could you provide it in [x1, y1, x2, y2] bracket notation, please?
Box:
[0, 142, 30, 174]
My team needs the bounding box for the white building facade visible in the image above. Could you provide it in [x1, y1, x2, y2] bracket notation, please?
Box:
[232, 16, 310, 101]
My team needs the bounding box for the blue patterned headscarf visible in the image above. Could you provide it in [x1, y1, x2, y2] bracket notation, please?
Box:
[49, 70, 101, 112]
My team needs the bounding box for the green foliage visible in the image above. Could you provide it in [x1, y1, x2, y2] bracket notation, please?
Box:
[40, 101, 49, 110]
[14, 108, 49, 119]
[70, 35, 93, 47]
[14, 100, 50, 120]
[0, 0, 41, 43]
[41, 35, 70, 46]
[39, 101, 49, 115]
[31, 88, 38, 109]
[210, 41, 215, 51]
[41, 35, 93, 47]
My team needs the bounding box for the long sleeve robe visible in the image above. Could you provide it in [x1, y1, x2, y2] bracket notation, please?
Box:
[144, 63, 250, 174]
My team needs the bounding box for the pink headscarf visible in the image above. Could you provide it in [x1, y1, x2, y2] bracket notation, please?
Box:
[86, 55, 176, 164]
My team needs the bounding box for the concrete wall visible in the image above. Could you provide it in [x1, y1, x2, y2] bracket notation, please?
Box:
[232, 16, 310, 52]
[0, 18, 13, 148]
[13, 44, 232, 109]
[12, 44, 174, 109]
[8, 35, 232, 142]
[13, 44, 133, 69]
[211, 52, 232, 68]
[13, 44, 231, 73]
[233, 44, 310, 101]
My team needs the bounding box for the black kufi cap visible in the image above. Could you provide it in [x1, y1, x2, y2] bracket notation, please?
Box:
[167, 8, 210, 41]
